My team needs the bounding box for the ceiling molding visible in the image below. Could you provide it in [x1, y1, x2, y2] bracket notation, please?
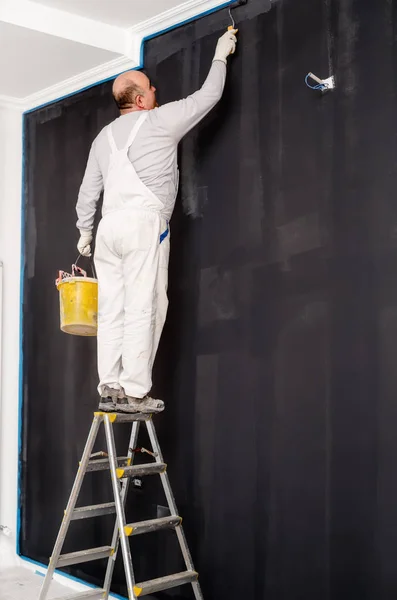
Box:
[128, 0, 231, 35]
[0, 95, 25, 111]
[23, 56, 137, 112]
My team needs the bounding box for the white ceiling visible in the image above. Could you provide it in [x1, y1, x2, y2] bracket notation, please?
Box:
[0, 22, 117, 98]
[33, 0, 191, 28]
[0, 0, 230, 111]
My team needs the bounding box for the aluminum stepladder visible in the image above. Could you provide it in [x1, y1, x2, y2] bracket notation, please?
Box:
[38, 411, 204, 600]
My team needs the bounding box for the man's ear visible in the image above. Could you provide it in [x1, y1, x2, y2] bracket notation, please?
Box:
[135, 94, 145, 109]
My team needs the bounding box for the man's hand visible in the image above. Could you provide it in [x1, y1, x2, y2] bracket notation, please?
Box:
[213, 29, 238, 64]
[77, 230, 93, 257]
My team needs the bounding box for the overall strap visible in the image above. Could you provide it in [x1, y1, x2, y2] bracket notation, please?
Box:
[124, 112, 148, 150]
[106, 124, 118, 153]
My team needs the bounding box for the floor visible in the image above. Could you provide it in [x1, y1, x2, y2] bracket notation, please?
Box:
[0, 567, 82, 600]
[0, 567, 156, 600]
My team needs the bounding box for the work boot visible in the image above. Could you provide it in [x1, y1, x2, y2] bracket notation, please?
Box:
[98, 386, 118, 412]
[116, 390, 164, 414]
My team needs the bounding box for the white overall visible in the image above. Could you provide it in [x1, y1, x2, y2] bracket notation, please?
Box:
[94, 113, 171, 398]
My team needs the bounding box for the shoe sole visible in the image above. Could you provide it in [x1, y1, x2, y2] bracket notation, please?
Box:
[98, 403, 116, 413]
[116, 406, 139, 414]
[116, 405, 165, 415]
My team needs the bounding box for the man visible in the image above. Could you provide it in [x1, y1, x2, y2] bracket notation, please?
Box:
[75, 29, 237, 414]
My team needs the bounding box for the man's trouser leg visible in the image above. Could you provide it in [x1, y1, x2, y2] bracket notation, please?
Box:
[94, 216, 124, 395]
[119, 211, 168, 398]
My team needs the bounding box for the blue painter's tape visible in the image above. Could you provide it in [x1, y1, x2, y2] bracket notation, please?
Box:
[20, 555, 128, 599]
[35, 570, 45, 577]
[16, 115, 26, 557]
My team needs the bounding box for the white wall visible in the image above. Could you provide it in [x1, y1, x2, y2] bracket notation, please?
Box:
[0, 106, 23, 567]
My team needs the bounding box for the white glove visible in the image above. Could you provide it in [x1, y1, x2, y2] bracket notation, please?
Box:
[77, 230, 93, 257]
[213, 29, 238, 64]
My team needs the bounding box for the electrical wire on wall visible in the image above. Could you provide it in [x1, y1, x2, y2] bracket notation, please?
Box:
[305, 72, 335, 92]
[305, 73, 327, 91]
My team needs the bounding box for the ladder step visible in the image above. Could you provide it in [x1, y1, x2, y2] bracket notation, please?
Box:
[124, 515, 182, 537]
[71, 502, 116, 520]
[57, 546, 113, 567]
[86, 456, 130, 472]
[133, 571, 198, 597]
[94, 411, 151, 423]
[52, 590, 105, 600]
[116, 462, 166, 479]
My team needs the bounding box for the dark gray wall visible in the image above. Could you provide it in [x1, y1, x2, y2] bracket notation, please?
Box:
[21, 1, 397, 598]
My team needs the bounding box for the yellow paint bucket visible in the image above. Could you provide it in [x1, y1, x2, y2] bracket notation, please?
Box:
[56, 265, 98, 336]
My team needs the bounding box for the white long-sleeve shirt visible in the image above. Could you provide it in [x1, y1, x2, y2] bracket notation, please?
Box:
[76, 61, 227, 231]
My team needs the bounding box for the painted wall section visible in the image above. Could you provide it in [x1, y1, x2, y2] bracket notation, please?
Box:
[0, 107, 23, 566]
[0, 99, 126, 600]
[0, 0, 233, 575]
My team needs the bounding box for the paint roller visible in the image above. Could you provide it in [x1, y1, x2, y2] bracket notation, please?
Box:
[228, 0, 248, 31]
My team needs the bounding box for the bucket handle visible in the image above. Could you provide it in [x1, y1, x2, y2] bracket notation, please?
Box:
[74, 254, 98, 279]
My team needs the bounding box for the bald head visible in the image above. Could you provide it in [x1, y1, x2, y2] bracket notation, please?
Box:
[112, 70, 157, 113]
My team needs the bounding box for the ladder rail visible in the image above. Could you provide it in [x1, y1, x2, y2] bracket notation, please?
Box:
[103, 415, 137, 600]
[145, 418, 204, 600]
[102, 419, 140, 598]
[38, 415, 102, 600]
